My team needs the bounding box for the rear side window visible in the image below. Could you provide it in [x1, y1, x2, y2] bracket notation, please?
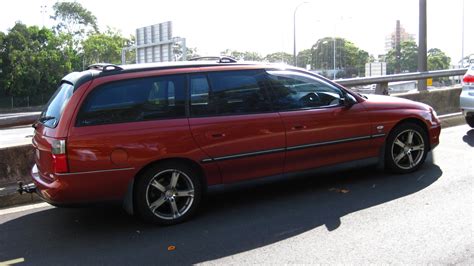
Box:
[190, 70, 271, 116]
[77, 75, 185, 126]
[40, 83, 74, 128]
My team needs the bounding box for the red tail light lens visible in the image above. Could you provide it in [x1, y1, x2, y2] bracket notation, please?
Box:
[51, 139, 68, 173]
[463, 75, 474, 85]
[52, 154, 68, 173]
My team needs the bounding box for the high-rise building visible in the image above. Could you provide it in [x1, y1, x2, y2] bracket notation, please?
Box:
[384, 20, 415, 53]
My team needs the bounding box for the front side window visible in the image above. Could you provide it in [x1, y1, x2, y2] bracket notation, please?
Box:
[190, 70, 271, 117]
[77, 75, 185, 126]
[266, 70, 344, 111]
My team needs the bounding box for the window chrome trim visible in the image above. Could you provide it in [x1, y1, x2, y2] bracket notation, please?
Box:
[201, 134, 386, 163]
[55, 167, 135, 176]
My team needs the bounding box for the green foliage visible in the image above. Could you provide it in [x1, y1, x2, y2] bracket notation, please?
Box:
[427, 48, 451, 70]
[221, 49, 263, 61]
[385, 41, 418, 74]
[0, 23, 73, 97]
[296, 49, 312, 68]
[82, 28, 132, 65]
[51, 2, 98, 37]
[311, 37, 369, 78]
[265, 52, 294, 65]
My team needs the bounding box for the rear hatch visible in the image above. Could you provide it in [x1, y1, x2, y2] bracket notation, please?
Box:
[33, 82, 75, 181]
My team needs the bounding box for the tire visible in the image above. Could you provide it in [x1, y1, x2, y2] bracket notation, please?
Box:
[134, 162, 203, 225]
[466, 116, 474, 128]
[385, 123, 429, 174]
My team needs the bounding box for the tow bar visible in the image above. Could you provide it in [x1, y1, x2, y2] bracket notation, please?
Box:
[17, 182, 37, 194]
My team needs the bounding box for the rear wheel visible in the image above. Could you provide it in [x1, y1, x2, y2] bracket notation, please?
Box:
[385, 123, 429, 174]
[134, 162, 202, 225]
[466, 115, 474, 128]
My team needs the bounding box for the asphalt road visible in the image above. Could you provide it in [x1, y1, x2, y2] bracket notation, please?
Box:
[0, 125, 472, 265]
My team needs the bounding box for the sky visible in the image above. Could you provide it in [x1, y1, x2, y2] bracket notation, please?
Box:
[0, 0, 472, 65]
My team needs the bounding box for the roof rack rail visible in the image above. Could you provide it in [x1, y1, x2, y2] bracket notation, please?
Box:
[87, 63, 123, 72]
[188, 56, 238, 63]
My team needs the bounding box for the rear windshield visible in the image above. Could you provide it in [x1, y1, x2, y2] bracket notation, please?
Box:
[40, 83, 74, 128]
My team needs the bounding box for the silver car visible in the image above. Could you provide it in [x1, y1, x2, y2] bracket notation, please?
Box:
[460, 65, 474, 127]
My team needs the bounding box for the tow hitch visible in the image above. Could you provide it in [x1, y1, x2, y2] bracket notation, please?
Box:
[17, 182, 37, 194]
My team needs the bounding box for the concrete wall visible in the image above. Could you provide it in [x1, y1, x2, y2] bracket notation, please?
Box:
[0, 144, 34, 185]
[392, 86, 461, 115]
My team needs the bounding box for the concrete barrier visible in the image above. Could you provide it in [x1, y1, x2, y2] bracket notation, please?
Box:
[392, 86, 461, 115]
[0, 144, 35, 185]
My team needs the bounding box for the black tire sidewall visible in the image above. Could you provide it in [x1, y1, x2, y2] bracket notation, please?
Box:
[134, 162, 202, 225]
[385, 123, 429, 174]
[466, 116, 474, 128]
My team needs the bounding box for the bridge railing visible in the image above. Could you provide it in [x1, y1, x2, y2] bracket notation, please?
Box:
[337, 68, 468, 94]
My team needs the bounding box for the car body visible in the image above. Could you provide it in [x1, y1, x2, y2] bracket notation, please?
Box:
[460, 65, 474, 127]
[29, 59, 441, 224]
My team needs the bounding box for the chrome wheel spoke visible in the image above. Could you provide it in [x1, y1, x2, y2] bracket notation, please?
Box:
[407, 131, 414, 145]
[394, 139, 406, 148]
[169, 198, 179, 218]
[149, 196, 166, 212]
[170, 171, 180, 188]
[394, 152, 406, 163]
[408, 153, 415, 167]
[412, 144, 424, 151]
[151, 180, 166, 192]
[176, 189, 194, 198]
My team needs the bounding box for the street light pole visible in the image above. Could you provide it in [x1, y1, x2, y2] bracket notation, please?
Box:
[293, 2, 308, 67]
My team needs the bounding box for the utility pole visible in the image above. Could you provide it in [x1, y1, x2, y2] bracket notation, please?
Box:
[395, 20, 401, 74]
[418, 0, 428, 91]
[293, 2, 308, 67]
[461, 0, 465, 66]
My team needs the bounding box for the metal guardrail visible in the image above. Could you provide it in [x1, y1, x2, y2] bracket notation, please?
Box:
[337, 68, 468, 94]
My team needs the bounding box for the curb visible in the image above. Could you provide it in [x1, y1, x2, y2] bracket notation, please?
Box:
[0, 113, 468, 210]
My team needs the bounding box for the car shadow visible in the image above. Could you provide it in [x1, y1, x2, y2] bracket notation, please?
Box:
[462, 129, 474, 147]
[0, 160, 442, 265]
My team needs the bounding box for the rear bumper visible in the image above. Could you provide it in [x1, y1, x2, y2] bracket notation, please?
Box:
[31, 164, 133, 205]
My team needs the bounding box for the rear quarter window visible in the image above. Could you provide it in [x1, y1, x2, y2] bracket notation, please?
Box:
[40, 83, 74, 128]
[76, 75, 185, 126]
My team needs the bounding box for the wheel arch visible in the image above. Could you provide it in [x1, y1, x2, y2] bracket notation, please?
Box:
[122, 157, 207, 215]
[390, 117, 430, 149]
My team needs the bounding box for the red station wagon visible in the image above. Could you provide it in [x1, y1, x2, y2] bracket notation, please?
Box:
[25, 58, 441, 224]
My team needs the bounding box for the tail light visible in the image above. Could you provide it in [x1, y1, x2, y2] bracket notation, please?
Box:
[463, 74, 474, 86]
[51, 139, 68, 173]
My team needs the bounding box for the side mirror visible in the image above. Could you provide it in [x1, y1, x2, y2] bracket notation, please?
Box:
[340, 94, 357, 108]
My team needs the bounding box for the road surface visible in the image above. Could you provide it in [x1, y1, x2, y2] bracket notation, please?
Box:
[0, 125, 472, 265]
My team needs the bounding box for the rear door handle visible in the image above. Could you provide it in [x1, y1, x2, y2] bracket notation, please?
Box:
[292, 125, 306, 130]
[206, 132, 226, 139]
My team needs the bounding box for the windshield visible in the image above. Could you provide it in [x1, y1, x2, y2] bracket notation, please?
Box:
[40, 83, 74, 128]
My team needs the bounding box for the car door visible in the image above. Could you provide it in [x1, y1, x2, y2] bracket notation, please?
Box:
[188, 69, 286, 183]
[265, 70, 375, 173]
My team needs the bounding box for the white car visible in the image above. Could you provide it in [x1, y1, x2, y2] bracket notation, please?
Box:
[460, 65, 474, 127]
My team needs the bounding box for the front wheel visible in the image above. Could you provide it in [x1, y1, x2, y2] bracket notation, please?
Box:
[134, 162, 202, 225]
[385, 123, 429, 174]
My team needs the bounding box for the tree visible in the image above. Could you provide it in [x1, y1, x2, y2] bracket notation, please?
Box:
[0, 23, 74, 96]
[221, 49, 262, 61]
[265, 52, 293, 65]
[385, 41, 418, 74]
[82, 28, 133, 66]
[51, 2, 98, 37]
[427, 48, 451, 71]
[296, 49, 311, 68]
[311, 37, 369, 78]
